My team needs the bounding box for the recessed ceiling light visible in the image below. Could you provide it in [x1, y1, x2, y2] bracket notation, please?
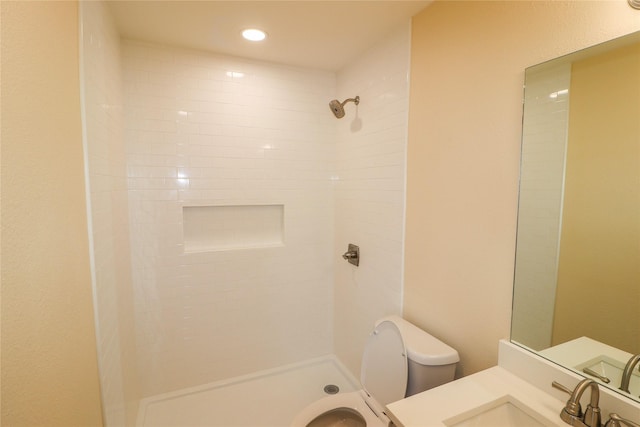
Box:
[242, 28, 267, 42]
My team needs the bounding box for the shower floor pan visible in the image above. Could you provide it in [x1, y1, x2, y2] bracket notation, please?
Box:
[137, 356, 359, 426]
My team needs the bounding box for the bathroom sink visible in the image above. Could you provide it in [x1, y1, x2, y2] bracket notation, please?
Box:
[443, 395, 558, 427]
[576, 355, 640, 396]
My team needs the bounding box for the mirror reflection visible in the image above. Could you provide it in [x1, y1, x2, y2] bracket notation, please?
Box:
[511, 31, 640, 401]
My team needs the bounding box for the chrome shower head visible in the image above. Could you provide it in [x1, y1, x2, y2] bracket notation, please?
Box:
[329, 96, 360, 119]
[329, 99, 346, 118]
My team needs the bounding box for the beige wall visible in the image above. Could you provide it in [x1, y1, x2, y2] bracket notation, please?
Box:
[1, 1, 104, 425]
[553, 43, 640, 354]
[405, 1, 640, 377]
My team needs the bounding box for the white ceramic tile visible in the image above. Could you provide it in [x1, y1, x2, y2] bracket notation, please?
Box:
[80, 2, 139, 425]
[332, 21, 411, 378]
[85, 5, 410, 416]
[123, 40, 337, 396]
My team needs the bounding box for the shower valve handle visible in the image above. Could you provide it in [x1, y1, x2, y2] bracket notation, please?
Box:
[342, 244, 360, 267]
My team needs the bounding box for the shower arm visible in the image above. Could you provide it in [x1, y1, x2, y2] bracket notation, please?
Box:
[341, 96, 360, 106]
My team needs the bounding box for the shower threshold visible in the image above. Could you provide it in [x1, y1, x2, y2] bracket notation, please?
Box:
[137, 355, 359, 426]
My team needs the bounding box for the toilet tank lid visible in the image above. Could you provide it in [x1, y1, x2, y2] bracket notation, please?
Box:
[376, 315, 460, 366]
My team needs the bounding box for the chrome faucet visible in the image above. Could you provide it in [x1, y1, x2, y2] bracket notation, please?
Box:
[553, 379, 602, 427]
[619, 353, 640, 394]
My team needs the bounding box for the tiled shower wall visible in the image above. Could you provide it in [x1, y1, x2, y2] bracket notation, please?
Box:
[82, 0, 410, 409]
[333, 23, 411, 376]
[122, 42, 337, 397]
[80, 2, 139, 425]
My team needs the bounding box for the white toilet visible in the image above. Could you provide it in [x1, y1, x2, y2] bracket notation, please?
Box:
[291, 315, 459, 427]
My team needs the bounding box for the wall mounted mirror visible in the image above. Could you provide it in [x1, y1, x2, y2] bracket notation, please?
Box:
[511, 30, 640, 402]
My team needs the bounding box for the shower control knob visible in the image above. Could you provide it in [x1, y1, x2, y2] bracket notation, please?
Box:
[342, 244, 360, 267]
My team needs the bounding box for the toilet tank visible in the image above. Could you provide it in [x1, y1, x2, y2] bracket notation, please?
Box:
[376, 315, 459, 397]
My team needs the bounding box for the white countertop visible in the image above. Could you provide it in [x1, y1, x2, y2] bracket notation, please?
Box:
[387, 366, 566, 427]
[538, 337, 633, 368]
[387, 340, 640, 426]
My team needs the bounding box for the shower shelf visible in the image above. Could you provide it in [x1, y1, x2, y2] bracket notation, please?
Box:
[182, 204, 284, 252]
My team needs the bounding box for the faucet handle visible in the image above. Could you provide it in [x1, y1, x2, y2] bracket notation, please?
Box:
[605, 413, 640, 427]
[552, 381, 582, 417]
[552, 381, 574, 395]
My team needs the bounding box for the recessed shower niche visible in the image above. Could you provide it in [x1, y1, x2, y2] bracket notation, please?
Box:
[182, 204, 284, 252]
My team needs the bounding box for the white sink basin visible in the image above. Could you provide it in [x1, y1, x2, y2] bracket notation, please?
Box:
[444, 395, 558, 427]
[538, 337, 640, 401]
[576, 355, 640, 397]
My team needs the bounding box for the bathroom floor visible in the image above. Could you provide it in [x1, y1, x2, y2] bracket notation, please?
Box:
[138, 356, 359, 426]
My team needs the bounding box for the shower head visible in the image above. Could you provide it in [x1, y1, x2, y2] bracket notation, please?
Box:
[329, 96, 360, 119]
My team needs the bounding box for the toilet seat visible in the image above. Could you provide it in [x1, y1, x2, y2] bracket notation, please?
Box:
[361, 320, 408, 406]
[290, 391, 388, 427]
[292, 321, 407, 426]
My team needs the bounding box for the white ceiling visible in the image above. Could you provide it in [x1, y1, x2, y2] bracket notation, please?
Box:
[108, 1, 431, 71]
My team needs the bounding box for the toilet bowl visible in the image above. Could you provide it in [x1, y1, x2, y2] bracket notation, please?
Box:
[291, 315, 459, 427]
[293, 390, 389, 427]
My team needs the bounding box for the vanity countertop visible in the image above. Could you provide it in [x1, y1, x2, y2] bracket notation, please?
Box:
[387, 366, 566, 427]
